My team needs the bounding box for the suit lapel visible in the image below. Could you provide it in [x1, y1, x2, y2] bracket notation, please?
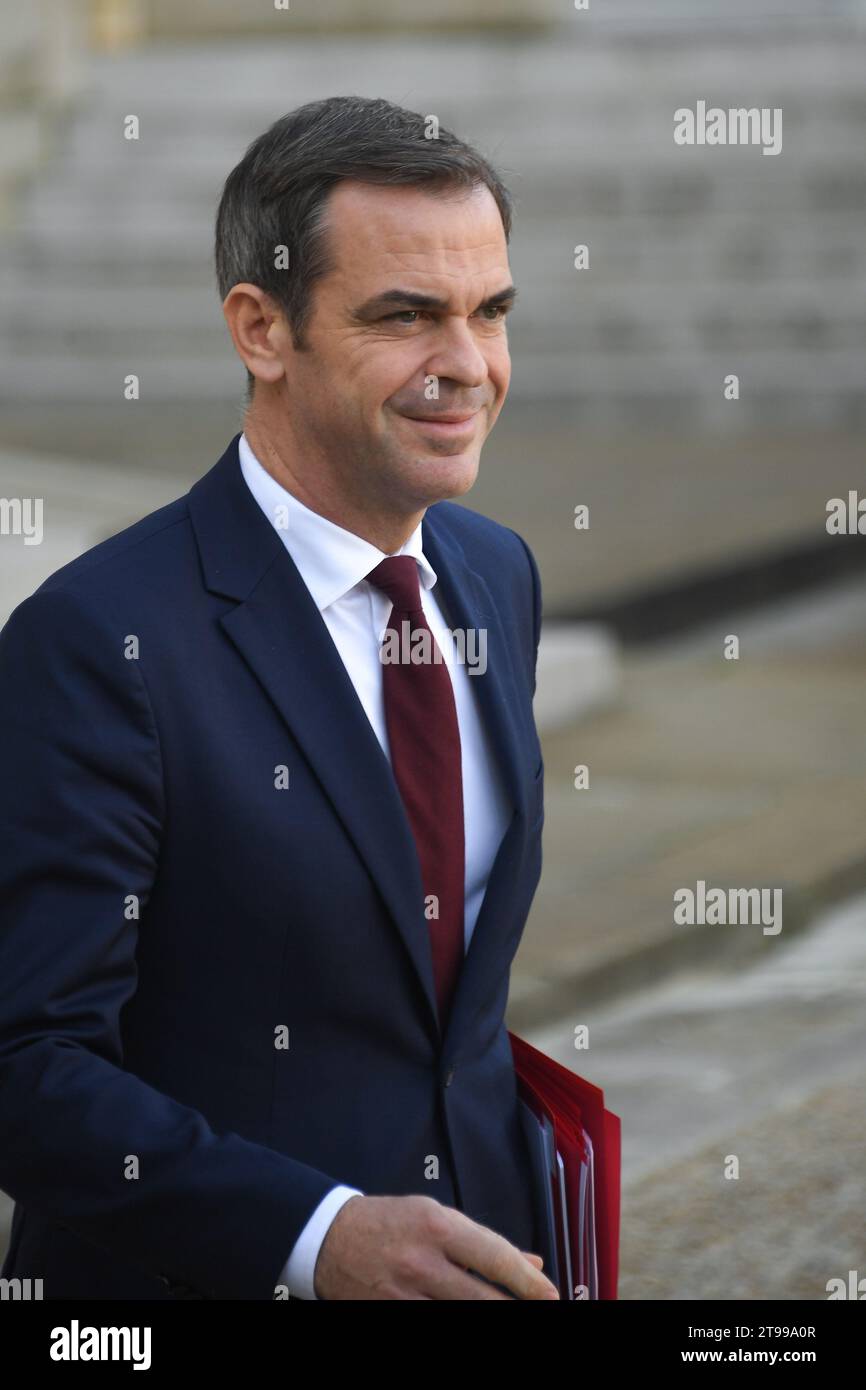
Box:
[421, 510, 533, 1052]
[420, 509, 529, 826]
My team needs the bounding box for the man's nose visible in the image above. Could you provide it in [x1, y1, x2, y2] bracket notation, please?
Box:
[425, 321, 493, 388]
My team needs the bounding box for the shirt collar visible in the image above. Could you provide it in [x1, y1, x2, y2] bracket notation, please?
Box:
[238, 431, 438, 612]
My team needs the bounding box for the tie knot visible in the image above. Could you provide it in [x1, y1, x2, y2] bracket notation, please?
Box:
[365, 555, 423, 614]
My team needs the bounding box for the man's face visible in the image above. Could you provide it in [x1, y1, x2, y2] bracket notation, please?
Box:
[271, 178, 513, 514]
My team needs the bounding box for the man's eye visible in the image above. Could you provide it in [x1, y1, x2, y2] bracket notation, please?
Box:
[384, 305, 509, 324]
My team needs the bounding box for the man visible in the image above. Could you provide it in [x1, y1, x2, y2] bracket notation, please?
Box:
[0, 96, 554, 1300]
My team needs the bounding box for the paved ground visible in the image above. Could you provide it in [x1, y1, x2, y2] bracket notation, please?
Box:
[516, 578, 866, 1300]
[529, 893, 866, 1300]
[509, 573, 866, 1030]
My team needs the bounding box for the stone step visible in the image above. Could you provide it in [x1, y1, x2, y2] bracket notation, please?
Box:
[2, 279, 862, 344]
[72, 36, 866, 113]
[0, 348, 860, 414]
[4, 213, 862, 288]
[1, 29, 859, 423]
[36, 103, 866, 170]
[535, 622, 622, 733]
[14, 127, 866, 191]
[11, 164, 861, 251]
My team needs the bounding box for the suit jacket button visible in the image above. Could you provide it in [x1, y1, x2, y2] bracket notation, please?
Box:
[443, 1066, 456, 1087]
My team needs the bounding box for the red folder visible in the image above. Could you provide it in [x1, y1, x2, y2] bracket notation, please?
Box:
[509, 1031, 621, 1300]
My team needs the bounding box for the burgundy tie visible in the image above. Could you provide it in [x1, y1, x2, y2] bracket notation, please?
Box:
[366, 555, 465, 1030]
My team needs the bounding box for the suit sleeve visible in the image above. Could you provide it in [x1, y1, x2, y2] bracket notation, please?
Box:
[0, 586, 341, 1300]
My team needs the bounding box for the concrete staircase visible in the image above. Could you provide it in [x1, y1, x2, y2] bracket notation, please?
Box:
[0, 15, 864, 428]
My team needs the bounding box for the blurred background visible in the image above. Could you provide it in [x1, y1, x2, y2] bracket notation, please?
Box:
[1, 0, 864, 1299]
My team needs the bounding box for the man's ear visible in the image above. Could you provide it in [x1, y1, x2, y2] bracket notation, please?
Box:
[222, 283, 287, 387]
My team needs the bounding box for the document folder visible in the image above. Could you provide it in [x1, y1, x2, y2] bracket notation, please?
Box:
[509, 1031, 621, 1300]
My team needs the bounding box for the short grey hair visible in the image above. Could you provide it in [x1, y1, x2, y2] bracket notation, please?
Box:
[214, 95, 514, 400]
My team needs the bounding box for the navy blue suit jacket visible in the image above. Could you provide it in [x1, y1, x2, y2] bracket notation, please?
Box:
[0, 435, 545, 1300]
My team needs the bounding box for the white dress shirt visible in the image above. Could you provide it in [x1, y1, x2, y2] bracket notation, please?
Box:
[238, 432, 511, 1298]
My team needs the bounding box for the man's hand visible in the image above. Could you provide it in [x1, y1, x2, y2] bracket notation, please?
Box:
[313, 1193, 560, 1300]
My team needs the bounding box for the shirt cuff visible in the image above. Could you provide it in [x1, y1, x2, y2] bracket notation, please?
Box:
[277, 1185, 364, 1300]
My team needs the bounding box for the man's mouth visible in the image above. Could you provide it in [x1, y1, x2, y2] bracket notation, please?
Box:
[399, 410, 481, 435]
